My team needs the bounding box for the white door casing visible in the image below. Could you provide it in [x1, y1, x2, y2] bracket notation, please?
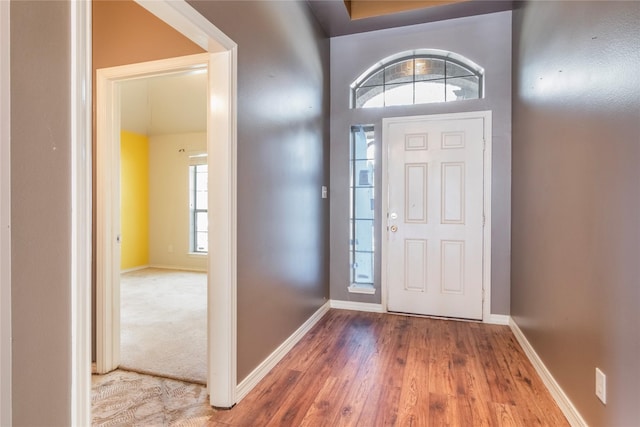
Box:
[70, 1, 93, 425]
[382, 112, 491, 320]
[96, 53, 209, 375]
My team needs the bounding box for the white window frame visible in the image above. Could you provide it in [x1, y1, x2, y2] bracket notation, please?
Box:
[351, 49, 484, 109]
[189, 155, 208, 254]
[348, 125, 376, 295]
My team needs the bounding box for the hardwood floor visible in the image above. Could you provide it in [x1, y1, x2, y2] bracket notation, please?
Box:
[207, 309, 568, 426]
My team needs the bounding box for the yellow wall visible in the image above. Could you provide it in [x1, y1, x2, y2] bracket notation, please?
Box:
[120, 130, 149, 270]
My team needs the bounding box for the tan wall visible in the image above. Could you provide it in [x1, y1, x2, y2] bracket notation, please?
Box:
[511, 2, 640, 425]
[347, 0, 466, 20]
[148, 132, 207, 271]
[92, 0, 204, 71]
[10, 2, 72, 424]
[92, 0, 204, 360]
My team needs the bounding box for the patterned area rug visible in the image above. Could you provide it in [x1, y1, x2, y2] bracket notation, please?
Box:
[91, 370, 215, 426]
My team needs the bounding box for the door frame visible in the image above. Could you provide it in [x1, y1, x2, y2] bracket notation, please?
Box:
[96, 52, 211, 373]
[381, 111, 492, 320]
[73, 1, 238, 423]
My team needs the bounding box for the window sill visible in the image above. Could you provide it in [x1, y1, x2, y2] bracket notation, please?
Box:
[188, 252, 208, 257]
[348, 284, 376, 295]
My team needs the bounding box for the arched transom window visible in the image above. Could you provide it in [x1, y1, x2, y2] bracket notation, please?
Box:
[351, 50, 484, 108]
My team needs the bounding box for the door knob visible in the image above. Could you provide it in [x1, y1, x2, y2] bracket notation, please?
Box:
[390, 225, 398, 232]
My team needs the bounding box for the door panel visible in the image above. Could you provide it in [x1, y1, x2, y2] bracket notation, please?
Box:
[404, 239, 428, 292]
[405, 163, 428, 223]
[386, 116, 484, 320]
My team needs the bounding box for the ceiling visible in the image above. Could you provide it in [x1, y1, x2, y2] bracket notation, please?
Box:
[307, 0, 513, 37]
[120, 70, 207, 136]
[344, 0, 468, 20]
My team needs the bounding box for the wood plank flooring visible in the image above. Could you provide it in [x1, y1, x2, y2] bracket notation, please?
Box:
[207, 309, 568, 426]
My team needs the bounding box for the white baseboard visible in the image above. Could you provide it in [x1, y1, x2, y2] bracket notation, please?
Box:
[330, 299, 385, 313]
[120, 265, 149, 274]
[484, 314, 510, 325]
[147, 264, 207, 273]
[509, 318, 587, 427]
[235, 301, 331, 402]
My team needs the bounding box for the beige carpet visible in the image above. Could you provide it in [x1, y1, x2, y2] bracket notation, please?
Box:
[120, 268, 207, 384]
[92, 369, 214, 426]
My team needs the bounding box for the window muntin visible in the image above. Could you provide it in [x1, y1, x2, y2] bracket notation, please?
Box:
[189, 160, 208, 253]
[352, 52, 483, 108]
[350, 126, 375, 287]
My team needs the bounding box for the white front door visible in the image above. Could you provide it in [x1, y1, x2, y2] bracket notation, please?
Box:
[383, 113, 487, 320]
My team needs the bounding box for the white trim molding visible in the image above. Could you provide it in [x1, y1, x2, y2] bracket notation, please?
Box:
[120, 265, 150, 274]
[330, 300, 385, 313]
[235, 302, 331, 403]
[147, 264, 207, 273]
[347, 284, 376, 295]
[136, 0, 235, 53]
[0, 1, 11, 425]
[484, 314, 510, 325]
[509, 318, 587, 427]
[95, 58, 124, 375]
[480, 111, 493, 322]
[70, 1, 94, 424]
[206, 46, 238, 408]
[70, 1, 93, 426]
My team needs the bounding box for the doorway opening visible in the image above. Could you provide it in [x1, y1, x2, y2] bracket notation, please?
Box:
[73, 2, 239, 422]
[96, 53, 209, 377]
[114, 66, 209, 384]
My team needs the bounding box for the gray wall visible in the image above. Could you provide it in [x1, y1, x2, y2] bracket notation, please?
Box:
[188, 1, 331, 381]
[329, 11, 512, 314]
[511, 2, 640, 425]
[10, 1, 72, 425]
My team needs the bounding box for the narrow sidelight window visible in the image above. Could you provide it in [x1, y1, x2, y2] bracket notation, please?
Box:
[350, 125, 375, 288]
